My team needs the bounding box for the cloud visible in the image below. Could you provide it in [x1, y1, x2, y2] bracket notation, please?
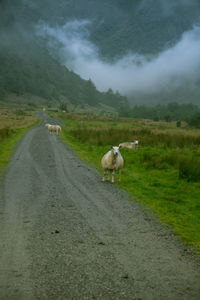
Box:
[36, 20, 200, 98]
[138, 0, 199, 17]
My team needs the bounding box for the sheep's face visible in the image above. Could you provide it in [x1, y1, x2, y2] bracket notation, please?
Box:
[111, 146, 120, 157]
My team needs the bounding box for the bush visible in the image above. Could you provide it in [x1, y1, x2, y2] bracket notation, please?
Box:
[0, 127, 13, 141]
[179, 156, 200, 182]
[59, 102, 68, 112]
[140, 149, 180, 170]
[188, 112, 200, 128]
[153, 116, 159, 122]
[164, 115, 171, 122]
[14, 110, 26, 116]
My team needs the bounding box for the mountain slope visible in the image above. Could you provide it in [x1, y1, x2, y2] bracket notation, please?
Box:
[0, 1, 128, 110]
[91, 1, 200, 58]
[2, 0, 200, 58]
[1, 0, 200, 106]
[0, 42, 127, 110]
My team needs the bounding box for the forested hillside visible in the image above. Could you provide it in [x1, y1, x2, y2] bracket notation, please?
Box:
[0, 0, 128, 110]
[121, 102, 200, 123]
[0, 0, 200, 107]
[3, 0, 198, 58]
[91, 0, 200, 58]
[0, 39, 127, 110]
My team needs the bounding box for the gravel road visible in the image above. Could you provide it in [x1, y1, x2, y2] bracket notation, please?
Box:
[0, 111, 200, 300]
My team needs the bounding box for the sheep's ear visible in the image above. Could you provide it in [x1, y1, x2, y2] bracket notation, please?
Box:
[110, 145, 113, 149]
[119, 145, 122, 149]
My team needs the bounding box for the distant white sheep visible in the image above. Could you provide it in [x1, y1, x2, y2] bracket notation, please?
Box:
[101, 146, 124, 183]
[45, 124, 61, 135]
[119, 140, 139, 150]
[45, 123, 52, 134]
[54, 125, 61, 135]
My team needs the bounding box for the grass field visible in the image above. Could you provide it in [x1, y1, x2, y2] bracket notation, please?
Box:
[0, 106, 39, 175]
[51, 112, 200, 253]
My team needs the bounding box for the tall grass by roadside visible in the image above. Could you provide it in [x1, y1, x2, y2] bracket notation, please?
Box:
[139, 148, 200, 182]
[0, 127, 14, 142]
[0, 128, 27, 175]
[179, 156, 200, 182]
[68, 124, 200, 182]
[69, 125, 200, 148]
[57, 113, 200, 253]
[0, 108, 38, 175]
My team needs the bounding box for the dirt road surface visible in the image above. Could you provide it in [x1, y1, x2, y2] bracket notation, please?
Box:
[0, 111, 200, 300]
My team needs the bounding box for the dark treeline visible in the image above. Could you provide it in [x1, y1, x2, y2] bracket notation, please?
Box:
[0, 40, 127, 111]
[0, 1, 128, 111]
[1, 0, 199, 58]
[0, 0, 199, 114]
[120, 102, 200, 124]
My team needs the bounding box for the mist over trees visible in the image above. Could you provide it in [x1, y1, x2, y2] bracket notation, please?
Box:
[0, 43, 127, 110]
[0, 0, 200, 109]
[120, 102, 200, 124]
[0, 0, 128, 111]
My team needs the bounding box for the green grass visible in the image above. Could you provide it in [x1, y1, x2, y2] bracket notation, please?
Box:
[58, 114, 200, 254]
[0, 122, 39, 176]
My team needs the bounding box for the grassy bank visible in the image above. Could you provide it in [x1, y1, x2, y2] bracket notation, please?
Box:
[0, 107, 38, 175]
[56, 113, 200, 253]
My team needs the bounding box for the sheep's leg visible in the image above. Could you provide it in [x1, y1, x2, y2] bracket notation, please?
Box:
[111, 170, 115, 183]
[107, 170, 111, 181]
[102, 170, 106, 182]
[118, 169, 121, 182]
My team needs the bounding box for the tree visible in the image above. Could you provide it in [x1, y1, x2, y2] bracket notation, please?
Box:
[164, 115, 171, 122]
[153, 116, 159, 122]
[59, 102, 68, 112]
[188, 112, 200, 128]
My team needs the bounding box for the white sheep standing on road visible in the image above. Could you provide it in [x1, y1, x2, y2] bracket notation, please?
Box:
[119, 140, 139, 150]
[45, 124, 61, 135]
[45, 123, 53, 134]
[55, 125, 61, 135]
[101, 146, 124, 183]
